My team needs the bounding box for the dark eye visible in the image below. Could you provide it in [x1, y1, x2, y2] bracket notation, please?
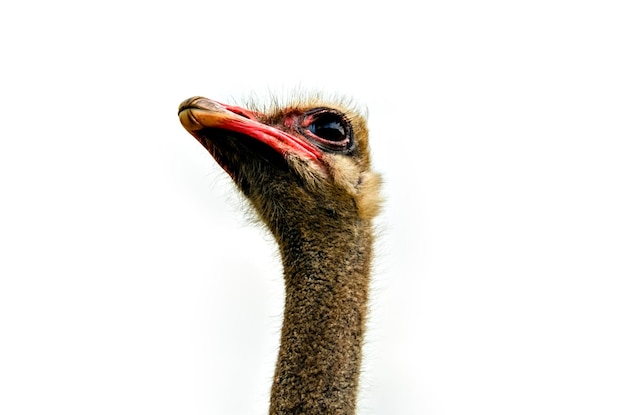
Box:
[302, 109, 353, 153]
[308, 114, 346, 142]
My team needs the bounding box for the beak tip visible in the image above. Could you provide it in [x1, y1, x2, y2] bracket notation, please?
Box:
[178, 96, 228, 132]
[179, 96, 227, 114]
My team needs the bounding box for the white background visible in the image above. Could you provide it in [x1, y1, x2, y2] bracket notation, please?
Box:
[1, 1, 625, 414]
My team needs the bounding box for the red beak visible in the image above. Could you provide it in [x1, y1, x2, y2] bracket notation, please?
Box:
[178, 97, 322, 160]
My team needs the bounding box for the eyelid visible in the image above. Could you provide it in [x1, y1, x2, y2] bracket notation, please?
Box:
[296, 108, 354, 153]
[301, 114, 317, 128]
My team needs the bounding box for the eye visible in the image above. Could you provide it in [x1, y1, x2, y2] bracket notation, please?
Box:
[308, 114, 346, 142]
[302, 109, 353, 153]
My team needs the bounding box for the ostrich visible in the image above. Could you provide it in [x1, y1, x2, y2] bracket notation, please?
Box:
[178, 94, 381, 415]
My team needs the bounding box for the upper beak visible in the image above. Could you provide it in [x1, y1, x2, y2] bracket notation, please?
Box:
[178, 97, 322, 160]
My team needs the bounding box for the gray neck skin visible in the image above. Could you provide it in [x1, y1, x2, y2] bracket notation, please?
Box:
[269, 219, 374, 415]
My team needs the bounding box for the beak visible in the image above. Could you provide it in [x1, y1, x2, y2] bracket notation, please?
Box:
[178, 97, 322, 160]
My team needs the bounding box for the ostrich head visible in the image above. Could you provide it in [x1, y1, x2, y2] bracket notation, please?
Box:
[178, 96, 381, 241]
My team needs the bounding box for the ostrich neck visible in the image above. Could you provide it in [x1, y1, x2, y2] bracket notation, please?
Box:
[269, 217, 374, 415]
